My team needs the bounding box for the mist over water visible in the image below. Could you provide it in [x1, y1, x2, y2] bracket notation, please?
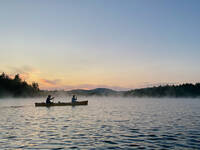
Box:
[0, 97, 200, 149]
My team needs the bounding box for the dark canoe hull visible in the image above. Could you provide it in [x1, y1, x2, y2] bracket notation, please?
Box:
[35, 101, 88, 107]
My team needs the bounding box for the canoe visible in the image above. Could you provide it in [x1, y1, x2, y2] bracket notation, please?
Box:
[35, 100, 88, 107]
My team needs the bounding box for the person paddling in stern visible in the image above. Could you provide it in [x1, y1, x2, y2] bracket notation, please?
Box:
[46, 95, 54, 104]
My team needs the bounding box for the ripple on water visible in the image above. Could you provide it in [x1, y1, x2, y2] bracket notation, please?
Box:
[102, 140, 118, 145]
[0, 97, 200, 149]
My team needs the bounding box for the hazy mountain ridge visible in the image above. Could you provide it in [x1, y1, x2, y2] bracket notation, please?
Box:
[67, 88, 121, 96]
[42, 83, 200, 98]
[1, 73, 200, 98]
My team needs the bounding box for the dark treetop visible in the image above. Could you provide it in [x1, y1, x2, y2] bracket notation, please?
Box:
[0, 73, 39, 97]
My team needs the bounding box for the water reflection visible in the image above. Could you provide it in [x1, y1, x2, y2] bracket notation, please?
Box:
[0, 97, 200, 149]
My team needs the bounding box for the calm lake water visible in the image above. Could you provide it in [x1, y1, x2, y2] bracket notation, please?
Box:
[0, 97, 200, 149]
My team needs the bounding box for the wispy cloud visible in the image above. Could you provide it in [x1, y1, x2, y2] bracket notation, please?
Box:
[6, 65, 40, 81]
[40, 79, 61, 86]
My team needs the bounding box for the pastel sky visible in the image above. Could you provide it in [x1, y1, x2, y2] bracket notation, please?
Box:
[0, 0, 200, 91]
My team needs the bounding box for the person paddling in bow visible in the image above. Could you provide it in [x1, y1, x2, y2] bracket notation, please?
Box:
[71, 95, 77, 103]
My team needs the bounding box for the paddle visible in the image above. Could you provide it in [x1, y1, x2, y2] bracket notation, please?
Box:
[51, 97, 55, 103]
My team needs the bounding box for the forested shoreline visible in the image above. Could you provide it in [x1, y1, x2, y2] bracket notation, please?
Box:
[124, 83, 200, 97]
[0, 73, 200, 98]
[0, 73, 39, 97]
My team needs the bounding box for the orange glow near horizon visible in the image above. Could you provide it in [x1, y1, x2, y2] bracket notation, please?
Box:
[1, 64, 199, 91]
[0, 68, 185, 91]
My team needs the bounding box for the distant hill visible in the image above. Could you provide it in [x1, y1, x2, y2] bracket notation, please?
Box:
[67, 88, 121, 96]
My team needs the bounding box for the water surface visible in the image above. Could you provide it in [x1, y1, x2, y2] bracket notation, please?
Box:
[0, 97, 200, 149]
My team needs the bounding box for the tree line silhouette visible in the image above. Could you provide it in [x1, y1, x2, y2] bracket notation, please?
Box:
[124, 83, 200, 97]
[0, 73, 39, 97]
[1, 72, 200, 98]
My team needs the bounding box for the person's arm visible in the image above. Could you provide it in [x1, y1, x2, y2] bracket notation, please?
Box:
[50, 97, 55, 100]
